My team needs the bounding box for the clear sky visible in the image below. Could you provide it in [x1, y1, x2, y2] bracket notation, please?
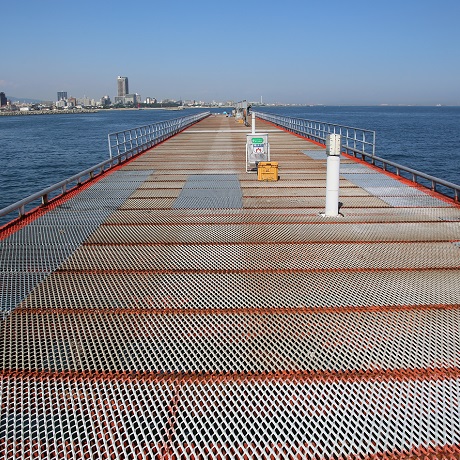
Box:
[2, 0, 459, 105]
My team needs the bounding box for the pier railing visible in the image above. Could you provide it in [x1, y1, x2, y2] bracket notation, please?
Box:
[352, 151, 460, 202]
[255, 111, 376, 157]
[255, 111, 459, 202]
[0, 112, 210, 225]
[108, 111, 210, 158]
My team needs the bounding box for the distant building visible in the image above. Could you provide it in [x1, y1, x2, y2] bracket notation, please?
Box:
[57, 91, 67, 102]
[145, 97, 157, 104]
[81, 96, 92, 107]
[67, 97, 77, 108]
[117, 76, 129, 97]
[101, 95, 111, 106]
[0, 92, 7, 107]
[114, 93, 141, 106]
[127, 93, 141, 104]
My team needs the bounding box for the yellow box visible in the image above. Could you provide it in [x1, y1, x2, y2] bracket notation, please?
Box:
[257, 161, 279, 181]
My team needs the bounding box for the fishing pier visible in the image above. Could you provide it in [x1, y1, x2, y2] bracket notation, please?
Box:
[1, 112, 460, 459]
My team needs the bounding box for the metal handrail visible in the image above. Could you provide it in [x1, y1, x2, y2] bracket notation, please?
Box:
[255, 111, 459, 202]
[255, 111, 376, 157]
[351, 150, 460, 202]
[1, 112, 210, 223]
[108, 112, 210, 158]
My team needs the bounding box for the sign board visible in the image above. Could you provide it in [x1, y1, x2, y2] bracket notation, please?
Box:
[246, 133, 270, 172]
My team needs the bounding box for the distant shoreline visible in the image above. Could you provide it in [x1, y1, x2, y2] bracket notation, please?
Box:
[0, 106, 201, 116]
[0, 109, 98, 116]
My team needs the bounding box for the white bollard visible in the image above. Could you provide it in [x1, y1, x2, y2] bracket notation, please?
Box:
[252, 112, 255, 134]
[323, 134, 341, 217]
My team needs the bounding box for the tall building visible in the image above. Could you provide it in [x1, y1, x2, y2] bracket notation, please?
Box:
[57, 91, 67, 101]
[0, 92, 7, 106]
[117, 76, 129, 97]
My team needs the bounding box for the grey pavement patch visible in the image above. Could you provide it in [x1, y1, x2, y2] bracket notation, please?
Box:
[174, 174, 243, 209]
[342, 172, 450, 207]
[302, 150, 326, 160]
[1, 169, 154, 319]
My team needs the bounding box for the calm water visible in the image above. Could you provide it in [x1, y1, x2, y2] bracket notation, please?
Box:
[1, 106, 459, 218]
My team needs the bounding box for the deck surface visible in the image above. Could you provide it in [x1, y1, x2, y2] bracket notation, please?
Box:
[1, 114, 460, 459]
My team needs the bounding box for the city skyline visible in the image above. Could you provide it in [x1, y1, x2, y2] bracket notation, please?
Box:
[1, 0, 460, 106]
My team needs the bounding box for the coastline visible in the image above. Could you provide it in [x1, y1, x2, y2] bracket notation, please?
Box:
[0, 109, 98, 116]
[0, 106, 236, 117]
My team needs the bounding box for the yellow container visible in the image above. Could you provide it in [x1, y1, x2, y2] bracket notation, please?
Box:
[257, 161, 279, 181]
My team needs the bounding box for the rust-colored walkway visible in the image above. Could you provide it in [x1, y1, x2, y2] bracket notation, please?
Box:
[1, 114, 460, 459]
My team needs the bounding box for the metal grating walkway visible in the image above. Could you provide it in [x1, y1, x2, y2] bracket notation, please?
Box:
[1, 114, 460, 459]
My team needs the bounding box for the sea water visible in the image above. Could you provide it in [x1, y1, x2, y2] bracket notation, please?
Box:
[1, 106, 459, 220]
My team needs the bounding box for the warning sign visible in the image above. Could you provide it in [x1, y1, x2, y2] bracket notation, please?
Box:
[253, 144, 265, 154]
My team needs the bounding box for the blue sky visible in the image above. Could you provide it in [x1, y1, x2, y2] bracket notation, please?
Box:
[2, 0, 459, 105]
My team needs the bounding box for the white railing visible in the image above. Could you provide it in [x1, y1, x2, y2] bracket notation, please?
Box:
[255, 111, 459, 202]
[108, 112, 210, 158]
[355, 152, 460, 202]
[255, 111, 376, 157]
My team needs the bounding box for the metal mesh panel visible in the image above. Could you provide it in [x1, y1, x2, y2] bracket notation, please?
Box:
[130, 189, 182, 198]
[2, 372, 459, 459]
[0, 372, 175, 458]
[26, 209, 114, 226]
[379, 195, 452, 207]
[362, 186, 431, 196]
[172, 377, 460, 459]
[20, 270, 460, 311]
[243, 196, 390, 208]
[340, 163, 372, 173]
[3, 309, 460, 372]
[86, 222, 460, 244]
[61, 241, 460, 272]
[0, 244, 80, 272]
[174, 174, 243, 209]
[341, 173, 407, 187]
[302, 149, 327, 160]
[239, 178, 355, 187]
[120, 198, 176, 209]
[139, 181, 186, 189]
[173, 197, 244, 209]
[0, 169, 154, 318]
[242, 187, 371, 197]
[105, 207, 460, 225]
[0, 273, 47, 318]
[341, 172, 451, 207]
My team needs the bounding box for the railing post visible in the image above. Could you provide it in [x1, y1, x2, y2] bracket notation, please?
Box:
[108, 134, 112, 159]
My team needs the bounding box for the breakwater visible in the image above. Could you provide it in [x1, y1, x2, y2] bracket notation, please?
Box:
[0, 108, 98, 116]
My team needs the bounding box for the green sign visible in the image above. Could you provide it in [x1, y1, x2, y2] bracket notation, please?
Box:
[252, 137, 264, 144]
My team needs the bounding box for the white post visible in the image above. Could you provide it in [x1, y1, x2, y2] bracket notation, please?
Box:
[108, 134, 112, 159]
[323, 134, 341, 217]
[252, 112, 255, 134]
